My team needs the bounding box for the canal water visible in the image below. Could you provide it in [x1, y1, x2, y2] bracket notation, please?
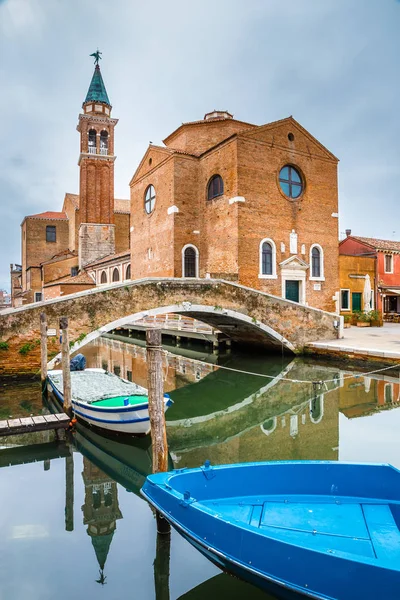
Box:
[1, 334, 400, 599]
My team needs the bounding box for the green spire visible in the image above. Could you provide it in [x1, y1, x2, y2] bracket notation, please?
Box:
[84, 64, 111, 106]
[91, 532, 114, 570]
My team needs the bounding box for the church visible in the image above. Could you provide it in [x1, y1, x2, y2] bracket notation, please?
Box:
[12, 55, 340, 313]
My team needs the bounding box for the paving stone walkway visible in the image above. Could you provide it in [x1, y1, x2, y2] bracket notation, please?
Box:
[308, 323, 400, 360]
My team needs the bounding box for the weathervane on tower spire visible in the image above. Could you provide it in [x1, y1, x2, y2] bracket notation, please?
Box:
[90, 49, 102, 66]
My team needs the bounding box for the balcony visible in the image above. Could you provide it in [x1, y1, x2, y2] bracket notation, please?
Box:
[99, 147, 108, 155]
[88, 146, 96, 154]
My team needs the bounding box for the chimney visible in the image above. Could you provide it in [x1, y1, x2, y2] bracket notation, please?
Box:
[345, 229, 351, 237]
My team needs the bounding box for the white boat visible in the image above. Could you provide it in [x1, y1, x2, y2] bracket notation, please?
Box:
[47, 368, 172, 435]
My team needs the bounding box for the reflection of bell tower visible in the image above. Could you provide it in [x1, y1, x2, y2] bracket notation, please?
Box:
[81, 457, 122, 583]
[76, 51, 118, 268]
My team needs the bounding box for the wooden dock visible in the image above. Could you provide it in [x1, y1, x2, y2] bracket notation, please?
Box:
[0, 413, 70, 437]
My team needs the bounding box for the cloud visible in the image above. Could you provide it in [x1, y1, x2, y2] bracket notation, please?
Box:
[0, 0, 399, 290]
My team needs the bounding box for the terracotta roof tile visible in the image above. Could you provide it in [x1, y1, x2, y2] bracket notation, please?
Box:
[64, 193, 79, 208]
[44, 271, 95, 287]
[27, 211, 67, 220]
[114, 199, 130, 213]
[40, 250, 77, 265]
[163, 117, 256, 146]
[352, 236, 400, 252]
[84, 250, 130, 268]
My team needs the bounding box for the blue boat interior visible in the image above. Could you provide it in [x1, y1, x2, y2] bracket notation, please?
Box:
[149, 462, 400, 568]
[200, 498, 400, 562]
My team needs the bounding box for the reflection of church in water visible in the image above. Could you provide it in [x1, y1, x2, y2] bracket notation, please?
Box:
[81, 457, 122, 583]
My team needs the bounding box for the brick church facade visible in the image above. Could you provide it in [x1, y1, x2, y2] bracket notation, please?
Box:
[12, 59, 130, 306]
[131, 111, 340, 312]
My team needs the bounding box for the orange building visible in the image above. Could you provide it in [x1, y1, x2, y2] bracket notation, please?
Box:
[338, 254, 376, 314]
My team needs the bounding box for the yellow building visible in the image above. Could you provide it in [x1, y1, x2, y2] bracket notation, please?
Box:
[338, 254, 376, 314]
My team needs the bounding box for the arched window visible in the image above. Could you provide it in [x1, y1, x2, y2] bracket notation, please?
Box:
[309, 244, 324, 280]
[262, 242, 273, 275]
[310, 395, 324, 424]
[100, 130, 108, 155]
[88, 129, 96, 154]
[144, 185, 156, 214]
[112, 268, 120, 282]
[104, 490, 113, 507]
[260, 417, 277, 437]
[259, 238, 277, 278]
[182, 245, 199, 277]
[125, 264, 131, 280]
[100, 271, 107, 284]
[207, 175, 224, 200]
[311, 247, 320, 278]
[92, 489, 101, 509]
[279, 165, 303, 199]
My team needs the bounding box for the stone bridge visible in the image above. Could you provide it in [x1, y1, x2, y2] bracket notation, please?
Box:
[0, 278, 342, 375]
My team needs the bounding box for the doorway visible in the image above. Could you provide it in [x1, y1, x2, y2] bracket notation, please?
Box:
[285, 280, 300, 303]
[352, 292, 362, 312]
[182, 245, 198, 277]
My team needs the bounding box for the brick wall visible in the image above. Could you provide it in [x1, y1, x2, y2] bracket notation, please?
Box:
[22, 217, 70, 291]
[114, 212, 130, 253]
[43, 282, 95, 300]
[164, 118, 256, 155]
[236, 122, 339, 312]
[42, 256, 79, 284]
[79, 223, 115, 268]
[199, 140, 239, 277]
[79, 159, 115, 225]
[130, 158, 175, 278]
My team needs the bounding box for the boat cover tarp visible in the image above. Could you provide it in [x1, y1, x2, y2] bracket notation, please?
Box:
[49, 371, 147, 403]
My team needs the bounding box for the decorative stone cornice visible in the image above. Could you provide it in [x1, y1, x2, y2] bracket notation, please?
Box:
[78, 153, 116, 166]
[78, 114, 119, 126]
[279, 255, 309, 269]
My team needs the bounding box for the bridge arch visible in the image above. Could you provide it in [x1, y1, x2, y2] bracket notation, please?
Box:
[48, 303, 296, 368]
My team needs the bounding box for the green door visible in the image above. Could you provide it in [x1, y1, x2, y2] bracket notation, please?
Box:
[285, 280, 300, 303]
[352, 292, 362, 312]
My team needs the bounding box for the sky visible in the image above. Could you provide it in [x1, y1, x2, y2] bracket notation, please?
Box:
[0, 0, 399, 291]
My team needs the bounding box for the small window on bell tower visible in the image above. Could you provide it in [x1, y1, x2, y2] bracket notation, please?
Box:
[88, 129, 96, 154]
[100, 131, 108, 155]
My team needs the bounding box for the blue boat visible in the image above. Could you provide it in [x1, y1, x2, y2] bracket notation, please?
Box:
[141, 461, 400, 600]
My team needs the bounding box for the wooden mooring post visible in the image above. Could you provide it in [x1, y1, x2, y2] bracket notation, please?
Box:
[146, 327, 170, 534]
[40, 312, 48, 387]
[60, 317, 72, 417]
[65, 445, 74, 532]
[154, 527, 171, 600]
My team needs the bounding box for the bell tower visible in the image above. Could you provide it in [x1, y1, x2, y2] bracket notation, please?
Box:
[77, 51, 118, 268]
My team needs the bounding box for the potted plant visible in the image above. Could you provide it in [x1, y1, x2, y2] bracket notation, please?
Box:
[369, 310, 383, 327]
[356, 311, 372, 327]
[343, 314, 352, 328]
